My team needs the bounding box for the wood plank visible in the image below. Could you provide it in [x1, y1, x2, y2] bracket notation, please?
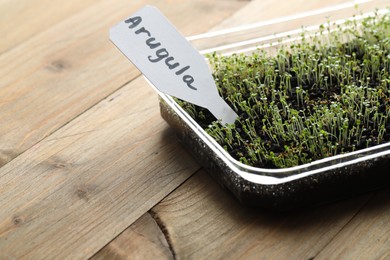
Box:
[150, 170, 373, 259]
[0, 77, 200, 259]
[193, 0, 385, 52]
[195, 0, 351, 52]
[0, 0, 247, 54]
[98, 0, 376, 256]
[315, 188, 390, 260]
[92, 213, 173, 260]
[0, 0, 97, 54]
[0, 0, 246, 168]
[87, 1, 388, 258]
[0, 0, 140, 167]
[212, 0, 350, 30]
[2, 0, 387, 259]
[0, 1, 248, 258]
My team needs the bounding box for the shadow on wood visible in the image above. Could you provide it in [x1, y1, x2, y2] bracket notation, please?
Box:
[150, 169, 389, 259]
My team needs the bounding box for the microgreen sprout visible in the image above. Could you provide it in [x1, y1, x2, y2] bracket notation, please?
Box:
[177, 10, 390, 168]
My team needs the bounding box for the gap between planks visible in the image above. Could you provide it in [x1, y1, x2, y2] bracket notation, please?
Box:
[0, 1, 248, 258]
[147, 170, 389, 259]
[88, 0, 378, 258]
[315, 188, 390, 259]
[91, 168, 205, 260]
[90, 212, 174, 260]
[0, 0, 246, 169]
[308, 193, 375, 259]
[0, 76, 201, 259]
[2, 1, 386, 258]
[90, 168, 374, 259]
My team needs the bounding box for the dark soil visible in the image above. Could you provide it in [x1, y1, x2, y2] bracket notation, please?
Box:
[178, 39, 390, 168]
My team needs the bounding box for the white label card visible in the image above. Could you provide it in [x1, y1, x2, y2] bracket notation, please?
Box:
[109, 5, 238, 125]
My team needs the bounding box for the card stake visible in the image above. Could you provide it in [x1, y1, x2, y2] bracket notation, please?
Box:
[109, 5, 238, 125]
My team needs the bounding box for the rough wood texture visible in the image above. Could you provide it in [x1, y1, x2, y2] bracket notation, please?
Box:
[0, 0, 245, 167]
[92, 213, 173, 260]
[91, 1, 390, 258]
[1, 0, 389, 259]
[0, 77, 200, 259]
[0, 0, 97, 54]
[0, 1, 249, 257]
[151, 170, 378, 259]
[316, 188, 390, 260]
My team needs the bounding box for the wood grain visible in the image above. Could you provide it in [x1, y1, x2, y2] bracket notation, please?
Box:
[315, 188, 390, 260]
[2, 0, 389, 259]
[0, 77, 199, 259]
[0, 0, 246, 168]
[98, 1, 390, 258]
[0, 0, 248, 258]
[0, 0, 97, 54]
[151, 170, 373, 259]
[92, 213, 173, 260]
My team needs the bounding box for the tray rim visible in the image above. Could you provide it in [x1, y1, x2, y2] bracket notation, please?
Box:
[157, 91, 390, 185]
[153, 5, 390, 185]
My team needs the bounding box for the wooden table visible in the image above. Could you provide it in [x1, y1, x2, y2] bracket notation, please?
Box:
[1, 0, 389, 259]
